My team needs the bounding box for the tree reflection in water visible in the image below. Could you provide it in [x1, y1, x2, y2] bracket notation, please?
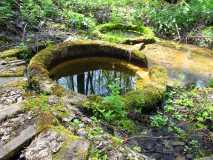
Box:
[57, 69, 136, 96]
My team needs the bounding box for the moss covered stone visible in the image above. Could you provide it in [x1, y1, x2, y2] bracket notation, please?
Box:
[28, 40, 148, 94]
[28, 40, 167, 112]
[0, 48, 26, 59]
[125, 66, 168, 113]
[93, 23, 156, 44]
[0, 65, 25, 77]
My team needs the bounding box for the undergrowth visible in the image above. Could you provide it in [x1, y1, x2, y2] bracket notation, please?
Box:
[83, 82, 136, 132]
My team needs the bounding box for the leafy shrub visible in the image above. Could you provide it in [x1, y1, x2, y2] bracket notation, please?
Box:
[150, 113, 168, 128]
[83, 82, 135, 131]
[142, 0, 213, 38]
[62, 10, 96, 30]
[0, 0, 14, 23]
[20, 0, 58, 24]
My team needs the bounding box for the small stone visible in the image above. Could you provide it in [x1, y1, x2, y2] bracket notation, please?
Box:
[81, 117, 92, 124]
[16, 96, 23, 103]
[77, 128, 87, 137]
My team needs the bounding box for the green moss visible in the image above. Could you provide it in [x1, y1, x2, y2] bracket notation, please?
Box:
[125, 66, 168, 113]
[53, 125, 87, 160]
[0, 65, 25, 77]
[1, 80, 27, 92]
[93, 23, 155, 44]
[0, 48, 26, 59]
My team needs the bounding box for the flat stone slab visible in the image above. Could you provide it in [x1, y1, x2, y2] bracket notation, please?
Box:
[0, 103, 22, 122]
[0, 77, 25, 86]
[0, 125, 37, 160]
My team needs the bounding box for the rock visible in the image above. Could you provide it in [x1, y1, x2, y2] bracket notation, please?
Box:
[0, 88, 23, 105]
[24, 130, 64, 160]
[0, 103, 22, 122]
[64, 93, 86, 106]
[108, 150, 123, 160]
[77, 128, 87, 137]
[0, 111, 34, 145]
[48, 95, 60, 105]
[81, 117, 92, 124]
[0, 60, 7, 65]
[125, 66, 168, 113]
[0, 125, 37, 160]
[63, 140, 90, 160]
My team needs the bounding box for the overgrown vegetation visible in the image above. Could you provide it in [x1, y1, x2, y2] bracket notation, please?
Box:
[83, 82, 136, 132]
[0, 0, 212, 47]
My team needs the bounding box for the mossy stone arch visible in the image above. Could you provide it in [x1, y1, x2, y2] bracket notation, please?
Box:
[28, 40, 167, 111]
[93, 23, 156, 44]
[28, 40, 148, 93]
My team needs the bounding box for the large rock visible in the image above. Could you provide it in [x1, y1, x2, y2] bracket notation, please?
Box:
[24, 130, 64, 160]
[125, 66, 168, 113]
[0, 103, 22, 122]
[0, 125, 37, 160]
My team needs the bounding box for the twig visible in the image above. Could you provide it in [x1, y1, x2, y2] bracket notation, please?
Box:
[175, 23, 181, 41]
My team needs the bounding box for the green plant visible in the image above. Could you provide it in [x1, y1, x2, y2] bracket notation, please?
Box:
[0, 0, 14, 23]
[62, 10, 96, 30]
[141, 0, 213, 38]
[24, 94, 49, 112]
[176, 97, 193, 108]
[20, 0, 58, 24]
[208, 78, 213, 88]
[150, 113, 168, 128]
[83, 82, 135, 132]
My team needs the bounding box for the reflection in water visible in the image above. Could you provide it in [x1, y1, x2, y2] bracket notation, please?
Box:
[57, 69, 137, 96]
[143, 43, 213, 87]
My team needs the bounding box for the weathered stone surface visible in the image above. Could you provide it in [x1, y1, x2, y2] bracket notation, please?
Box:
[0, 111, 34, 144]
[63, 140, 90, 160]
[0, 88, 23, 105]
[0, 58, 26, 77]
[0, 77, 25, 86]
[0, 103, 22, 122]
[63, 93, 86, 106]
[24, 130, 64, 160]
[0, 125, 37, 160]
[0, 48, 25, 59]
[77, 128, 87, 137]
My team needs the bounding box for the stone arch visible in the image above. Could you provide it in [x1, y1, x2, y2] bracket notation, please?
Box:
[28, 40, 148, 93]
